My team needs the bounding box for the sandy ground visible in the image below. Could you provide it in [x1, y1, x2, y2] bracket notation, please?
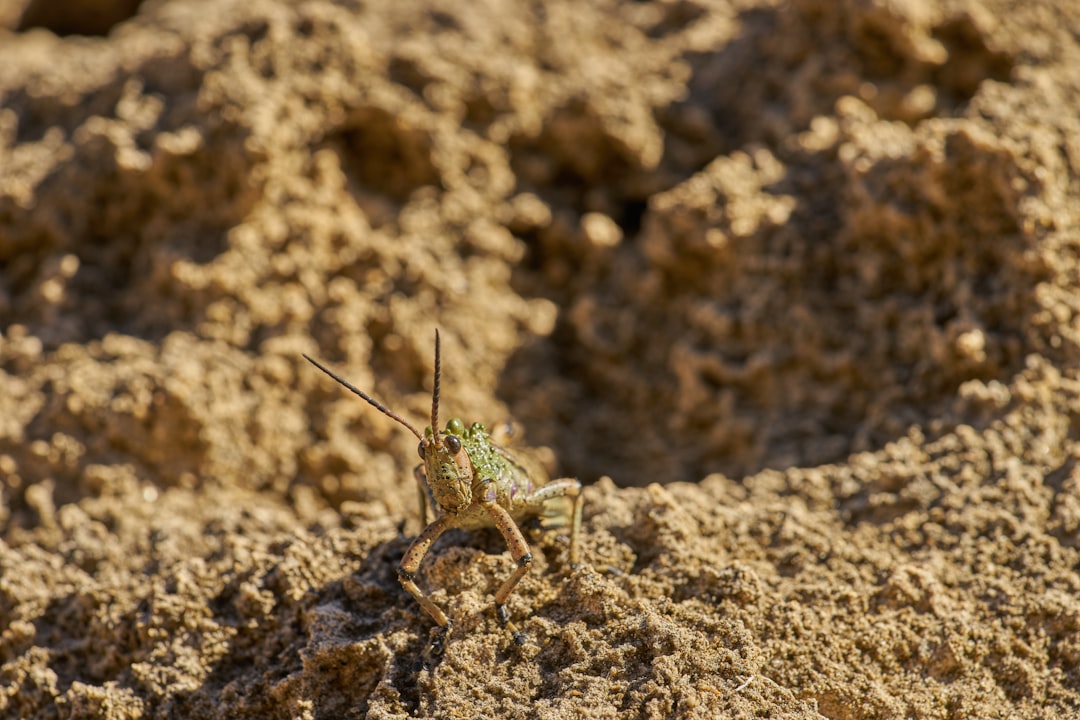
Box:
[2, 0, 1080, 717]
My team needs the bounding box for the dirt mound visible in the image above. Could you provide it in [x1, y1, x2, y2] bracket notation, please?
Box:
[2, 0, 1080, 717]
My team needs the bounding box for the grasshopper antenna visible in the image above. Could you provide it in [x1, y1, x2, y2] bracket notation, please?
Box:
[431, 329, 441, 435]
[303, 353, 424, 441]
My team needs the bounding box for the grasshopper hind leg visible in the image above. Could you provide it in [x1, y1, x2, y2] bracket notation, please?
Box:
[525, 478, 583, 568]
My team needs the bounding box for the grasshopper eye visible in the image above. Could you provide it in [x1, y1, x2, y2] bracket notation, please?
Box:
[445, 434, 462, 454]
[417, 441, 426, 459]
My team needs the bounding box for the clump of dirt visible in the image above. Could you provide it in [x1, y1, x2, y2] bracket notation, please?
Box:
[2, 0, 1080, 718]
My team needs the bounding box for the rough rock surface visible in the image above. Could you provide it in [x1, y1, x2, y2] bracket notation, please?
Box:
[2, 0, 1080, 717]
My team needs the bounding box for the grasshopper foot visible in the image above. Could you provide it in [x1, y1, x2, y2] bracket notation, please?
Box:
[496, 603, 529, 646]
[428, 623, 451, 658]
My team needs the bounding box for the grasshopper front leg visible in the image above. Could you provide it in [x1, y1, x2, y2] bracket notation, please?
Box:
[483, 500, 534, 646]
[398, 513, 457, 655]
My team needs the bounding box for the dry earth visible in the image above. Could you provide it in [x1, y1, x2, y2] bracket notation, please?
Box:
[2, 0, 1080, 718]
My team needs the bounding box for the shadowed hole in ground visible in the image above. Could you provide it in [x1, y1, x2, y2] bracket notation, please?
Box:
[501, 127, 1043, 488]
[497, 2, 1027, 488]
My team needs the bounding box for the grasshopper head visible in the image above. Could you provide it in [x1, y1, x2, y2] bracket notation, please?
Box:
[421, 417, 474, 513]
[420, 335, 474, 513]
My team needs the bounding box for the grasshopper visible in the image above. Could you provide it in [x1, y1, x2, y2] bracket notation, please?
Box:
[303, 330, 583, 653]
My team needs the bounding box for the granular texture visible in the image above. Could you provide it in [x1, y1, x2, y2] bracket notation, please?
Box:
[2, 0, 1080, 717]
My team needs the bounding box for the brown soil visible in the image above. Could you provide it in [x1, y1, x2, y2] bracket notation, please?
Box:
[2, 0, 1080, 717]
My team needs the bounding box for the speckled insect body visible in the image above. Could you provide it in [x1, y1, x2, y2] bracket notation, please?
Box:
[304, 331, 583, 654]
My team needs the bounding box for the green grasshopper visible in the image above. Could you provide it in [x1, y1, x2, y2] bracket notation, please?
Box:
[304, 330, 583, 654]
